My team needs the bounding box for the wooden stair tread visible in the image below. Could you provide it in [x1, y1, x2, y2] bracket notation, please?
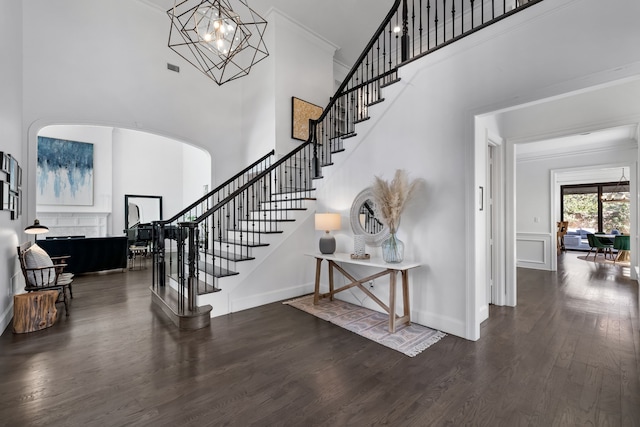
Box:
[197, 260, 239, 278]
[239, 218, 296, 223]
[210, 249, 254, 262]
[214, 238, 270, 248]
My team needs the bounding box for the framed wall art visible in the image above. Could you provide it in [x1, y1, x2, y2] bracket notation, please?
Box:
[8, 155, 17, 192]
[9, 191, 17, 220]
[37, 136, 94, 206]
[0, 152, 8, 174]
[291, 97, 323, 141]
[0, 181, 9, 210]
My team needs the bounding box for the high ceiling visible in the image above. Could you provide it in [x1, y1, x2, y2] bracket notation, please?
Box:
[143, 0, 393, 65]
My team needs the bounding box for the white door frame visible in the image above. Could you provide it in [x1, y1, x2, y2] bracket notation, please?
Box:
[550, 162, 638, 279]
[487, 133, 507, 306]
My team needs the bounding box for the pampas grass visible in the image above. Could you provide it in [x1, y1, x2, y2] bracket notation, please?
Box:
[372, 169, 418, 234]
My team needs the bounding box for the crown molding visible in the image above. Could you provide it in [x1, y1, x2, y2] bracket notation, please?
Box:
[517, 139, 637, 162]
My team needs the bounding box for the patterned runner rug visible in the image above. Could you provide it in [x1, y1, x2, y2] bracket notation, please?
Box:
[283, 295, 446, 357]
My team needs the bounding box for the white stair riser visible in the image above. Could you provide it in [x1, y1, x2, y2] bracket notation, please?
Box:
[226, 230, 270, 244]
[260, 201, 307, 210]
[235, 220, 283, 232]
[249, 211, 295, 221]
[270, 191, 311, 201]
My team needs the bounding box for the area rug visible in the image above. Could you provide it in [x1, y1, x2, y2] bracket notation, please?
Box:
[283, 295, 446, 357]
[577, 255, 630, 266]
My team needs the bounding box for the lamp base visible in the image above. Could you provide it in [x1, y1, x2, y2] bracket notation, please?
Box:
[319, 234, 336, 254]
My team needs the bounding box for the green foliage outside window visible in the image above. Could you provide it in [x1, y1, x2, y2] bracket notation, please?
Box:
[563, 193, 629, 233]
[603, 201, 630, 233]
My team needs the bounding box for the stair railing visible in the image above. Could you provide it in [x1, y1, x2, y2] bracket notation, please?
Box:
[152, 150, 275, 292]
[155, 0, 543, 314]
[309, 0, 543, 176]
[162, 143, 316, 311]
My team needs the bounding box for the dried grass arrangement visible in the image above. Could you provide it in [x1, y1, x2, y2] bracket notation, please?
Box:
[372, 169, 418, 234]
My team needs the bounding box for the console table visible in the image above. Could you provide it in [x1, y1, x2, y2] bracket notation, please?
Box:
[306, 252, 422, 333]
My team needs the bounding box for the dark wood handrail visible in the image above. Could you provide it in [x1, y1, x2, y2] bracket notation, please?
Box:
[156, 149, 275, 225]
[194, 144, 310, 222]
[311, 0, 402, 128]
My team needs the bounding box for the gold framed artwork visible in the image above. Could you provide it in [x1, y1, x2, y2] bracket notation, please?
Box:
[291, 97, 323, 141]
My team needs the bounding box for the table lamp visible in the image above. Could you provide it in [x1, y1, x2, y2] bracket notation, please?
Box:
[315, 213, 341, 254]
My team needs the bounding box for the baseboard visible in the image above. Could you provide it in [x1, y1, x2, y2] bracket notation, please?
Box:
[413, 308, 466, 340]
[228, 282, 315, 314]
[0, 300, 13, 335]
[479, 304, 489, 323]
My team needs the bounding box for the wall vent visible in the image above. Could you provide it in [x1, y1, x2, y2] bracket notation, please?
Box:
[167, 63, 180, 73]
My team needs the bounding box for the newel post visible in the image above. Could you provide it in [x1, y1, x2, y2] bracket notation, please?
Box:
[181, 221, 198, 311]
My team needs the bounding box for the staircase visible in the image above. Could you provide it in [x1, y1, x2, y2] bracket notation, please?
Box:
[150, 0, 543, 328]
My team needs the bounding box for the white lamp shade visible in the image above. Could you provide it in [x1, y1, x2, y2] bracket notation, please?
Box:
[24, 219, 49, 235]
[315, 213, 341, 231]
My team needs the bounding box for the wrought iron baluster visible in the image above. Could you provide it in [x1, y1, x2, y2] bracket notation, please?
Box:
[434, 0, 438, 46]
[443, 0, 446, 41]
[451, 0, 455, 38]
[427, 0, 431, 48]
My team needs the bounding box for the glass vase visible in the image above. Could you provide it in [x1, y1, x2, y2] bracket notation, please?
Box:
[381, 233, 404, 263]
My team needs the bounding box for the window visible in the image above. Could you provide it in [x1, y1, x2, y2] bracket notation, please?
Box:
[561, 182, 629, 234]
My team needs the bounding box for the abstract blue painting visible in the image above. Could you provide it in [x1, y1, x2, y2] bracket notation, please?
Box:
[37, 137, 94, 205]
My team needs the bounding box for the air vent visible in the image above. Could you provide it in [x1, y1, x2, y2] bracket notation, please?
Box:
[167, 63, 180, 73]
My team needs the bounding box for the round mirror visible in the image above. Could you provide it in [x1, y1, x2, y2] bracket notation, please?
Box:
[350, 188, 391, 246]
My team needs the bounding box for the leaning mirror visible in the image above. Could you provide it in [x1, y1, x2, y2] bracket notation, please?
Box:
[349, 188, 391, 246]
[124, 194, 163, 230]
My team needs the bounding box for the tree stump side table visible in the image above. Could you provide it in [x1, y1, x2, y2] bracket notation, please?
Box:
[13, 290, 59, 334]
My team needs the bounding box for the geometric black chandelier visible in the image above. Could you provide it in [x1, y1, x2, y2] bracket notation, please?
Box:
[167, 0, 269, 85]
[602, 168, 630, 203]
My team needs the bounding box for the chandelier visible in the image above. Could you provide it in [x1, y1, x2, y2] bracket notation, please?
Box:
[602, 168, 630, 203]
[168, 0, 268, 85]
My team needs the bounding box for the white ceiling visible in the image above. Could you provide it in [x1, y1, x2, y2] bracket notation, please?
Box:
[516, 124, 639, 158]
[142, 0, 393, 65]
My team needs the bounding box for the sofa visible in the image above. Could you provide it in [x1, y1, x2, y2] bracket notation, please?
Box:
[563, 229, 592, 251]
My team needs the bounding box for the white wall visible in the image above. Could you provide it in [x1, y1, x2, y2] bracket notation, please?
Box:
[272, 11, 336, 156]
[22, 0, 246, 197]
[0, 0, 23, 333]
[240, 9, 336, 162]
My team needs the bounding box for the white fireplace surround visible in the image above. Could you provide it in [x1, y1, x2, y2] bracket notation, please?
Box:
[35, 212, 110, 238]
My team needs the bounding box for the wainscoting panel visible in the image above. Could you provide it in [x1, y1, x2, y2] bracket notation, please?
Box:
[37, 212, 110, 238]
[516, 232, 552, 271]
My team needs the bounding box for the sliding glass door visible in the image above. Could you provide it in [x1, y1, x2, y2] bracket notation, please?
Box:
[561, 182, 630, 233]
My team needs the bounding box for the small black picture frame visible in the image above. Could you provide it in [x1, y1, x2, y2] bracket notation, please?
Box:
[8, 155, 17, 192]
[9, 191, 17, 220]
[0, 152, 8, 174]
[0, 181, 8, 210]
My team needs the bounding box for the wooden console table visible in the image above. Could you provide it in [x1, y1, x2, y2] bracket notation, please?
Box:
[306, 252, 422, 333]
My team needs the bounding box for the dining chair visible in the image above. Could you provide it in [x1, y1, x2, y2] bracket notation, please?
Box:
[556, 221, 568, 254]
[586, 233, 613, 261]
[613, 235, 630, 264]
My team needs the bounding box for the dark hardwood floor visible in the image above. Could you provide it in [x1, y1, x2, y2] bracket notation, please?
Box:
[1, 252, 638, 426]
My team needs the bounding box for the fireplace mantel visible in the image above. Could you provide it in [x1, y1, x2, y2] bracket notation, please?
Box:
[36, 212, 110, 238]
